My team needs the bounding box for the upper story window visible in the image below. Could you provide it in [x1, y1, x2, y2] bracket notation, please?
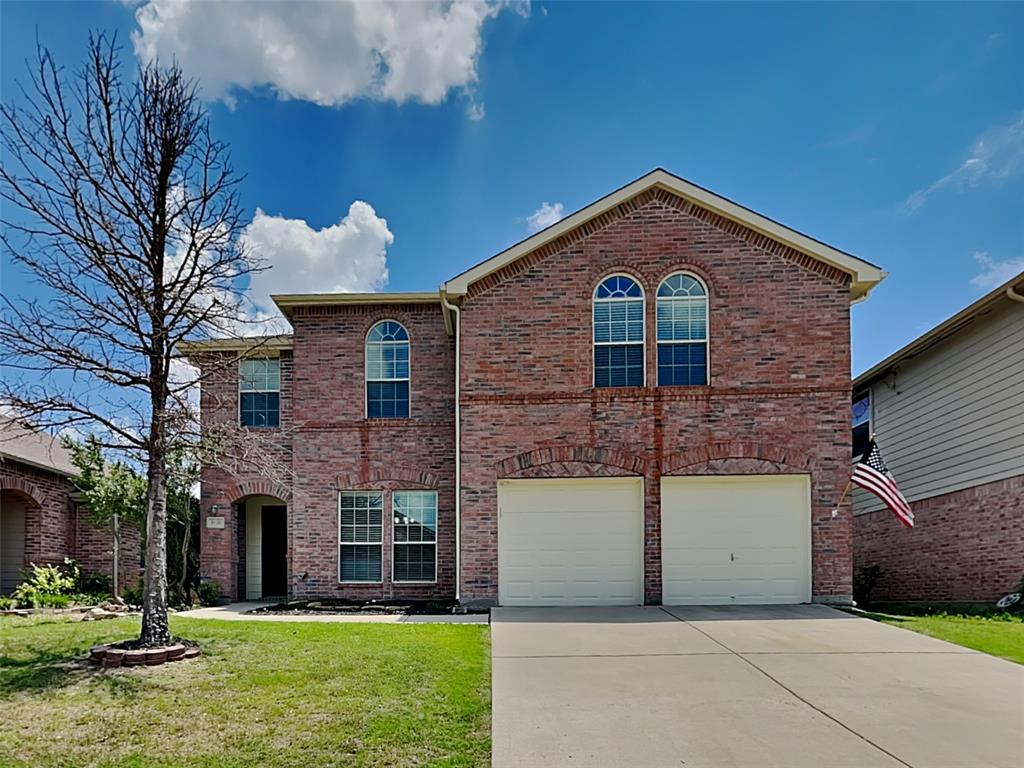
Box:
[852, 394, 870, 459]
[593, 275, 644, 388]
[656, 273, 708, 386]
[366, 320, 410, 418]
[239, 358, 280, 428]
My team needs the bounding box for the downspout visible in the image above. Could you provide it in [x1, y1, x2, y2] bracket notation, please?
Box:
[439, 287, 462, 602]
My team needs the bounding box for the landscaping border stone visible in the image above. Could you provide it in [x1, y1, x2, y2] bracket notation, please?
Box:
[88, 643, 201, 668]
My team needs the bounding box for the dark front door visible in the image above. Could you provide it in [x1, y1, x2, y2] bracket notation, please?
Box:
[261, 505, 287, 599]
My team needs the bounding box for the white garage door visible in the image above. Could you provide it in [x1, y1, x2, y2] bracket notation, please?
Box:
[661, 475, 811, 605]
[498, 478, 644, 606]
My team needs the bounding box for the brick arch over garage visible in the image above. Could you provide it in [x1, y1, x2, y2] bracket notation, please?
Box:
[497, 445, 647, 479]
[336, 466, 439, 490]
[222, 478, 292, 505]
[0, 474, 46, 507]
[661, 441, 814, 476]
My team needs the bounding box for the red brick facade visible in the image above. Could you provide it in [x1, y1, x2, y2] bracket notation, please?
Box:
[197, 186, 859, 606]
[0, 458, 142, 592]
[199, 303, 455, 601]
[854, 474, 1024, 603]
[459, 189, 853, 605]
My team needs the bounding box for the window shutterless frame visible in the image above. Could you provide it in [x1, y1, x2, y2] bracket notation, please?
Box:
[592, 274, 646, 388]
[338, 491, 384, 584]
[655, 271, 710, 387]
[391, 490, 438, 584]
[365, 319, 411, 419]
[238, 357, 281, 428]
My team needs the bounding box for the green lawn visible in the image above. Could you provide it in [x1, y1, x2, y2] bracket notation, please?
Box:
[873, 610, 1024, 664]
[0, 615, 490, 767]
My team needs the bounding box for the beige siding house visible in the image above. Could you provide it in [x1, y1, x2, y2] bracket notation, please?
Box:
[852, 272, 1024, 603]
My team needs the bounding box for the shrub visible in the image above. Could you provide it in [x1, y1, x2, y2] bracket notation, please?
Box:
[121, 579, 144, 607]
[80, 571, 112, 596]
[197, 580, 222, 607]
[0, 595, 16, 610]
[853, 564, 882, 610]
[11, 559, 80, 608]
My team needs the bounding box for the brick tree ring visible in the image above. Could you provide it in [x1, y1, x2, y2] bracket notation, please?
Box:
[89, 642, 201, 668]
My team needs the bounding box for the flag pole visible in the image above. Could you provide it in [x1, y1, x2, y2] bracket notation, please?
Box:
[834, 431, 875, 516]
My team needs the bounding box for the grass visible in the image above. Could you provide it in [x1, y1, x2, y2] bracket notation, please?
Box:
[866, 608, 1024, 664]
[0, 614, 491, 767]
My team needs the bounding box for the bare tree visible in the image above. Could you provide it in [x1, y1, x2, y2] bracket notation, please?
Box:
[0, 35, 266, 645]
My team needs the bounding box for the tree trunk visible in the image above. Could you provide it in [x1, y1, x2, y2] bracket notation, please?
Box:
[140, 435, 171, 646]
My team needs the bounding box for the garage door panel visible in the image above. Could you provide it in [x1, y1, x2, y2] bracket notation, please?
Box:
[498, 478, 643, 606]
[662, 475, 811, 605]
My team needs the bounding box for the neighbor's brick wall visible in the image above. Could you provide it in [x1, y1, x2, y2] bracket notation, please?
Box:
[854, 474, 1024, 603]
[459, 188, 855, 605]
[198, 304, 455, 601]
[0, 458, 139, 588]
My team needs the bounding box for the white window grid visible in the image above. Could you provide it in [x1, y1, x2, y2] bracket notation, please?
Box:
[592, 274, 646, 386]
[656, 273, 710, 385]
[365, 320, 411, 418]
[238, 358, 281, 425]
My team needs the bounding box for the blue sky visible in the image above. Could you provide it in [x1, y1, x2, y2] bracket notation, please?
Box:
[2, 1, 1022, 374]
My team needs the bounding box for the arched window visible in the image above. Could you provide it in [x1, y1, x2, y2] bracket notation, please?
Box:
[656, 273, 708, 386]
[593, 274, 644, 388]
[366, 320, 410, 418]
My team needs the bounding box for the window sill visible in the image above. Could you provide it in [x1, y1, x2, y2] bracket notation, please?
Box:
[338, 581, 383, 586]
[392, 580, 438, 586]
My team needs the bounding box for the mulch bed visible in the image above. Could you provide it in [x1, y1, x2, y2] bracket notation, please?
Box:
[248, 599, 487, 617]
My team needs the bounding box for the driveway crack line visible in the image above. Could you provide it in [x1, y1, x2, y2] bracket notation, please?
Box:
[658, 607, 916, 768]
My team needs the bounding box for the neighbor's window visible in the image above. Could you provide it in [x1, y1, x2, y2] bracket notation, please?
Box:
[593, 275, 644, 387]
[656, 273, 708, 386]
[852, 394, 870, 459]
[339, 492, 383, 582]
[239, 358, 280, 428]
[393, 491, 437, 583]
[366, 320, 410, 418]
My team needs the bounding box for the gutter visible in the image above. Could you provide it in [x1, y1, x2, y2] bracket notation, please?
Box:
[439, 287, 462, 602]
[1007, 283, 1024, 304]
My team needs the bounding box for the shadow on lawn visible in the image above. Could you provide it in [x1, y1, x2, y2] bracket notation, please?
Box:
[0, 648, 146, 697]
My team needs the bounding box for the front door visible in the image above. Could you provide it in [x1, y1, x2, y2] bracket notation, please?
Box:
[261, 505, 287, 599]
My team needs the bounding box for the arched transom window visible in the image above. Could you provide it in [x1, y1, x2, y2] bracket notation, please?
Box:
[366, 320, 410, 418]
[656, 273, 708, 386]
[593, 274, 644, 388]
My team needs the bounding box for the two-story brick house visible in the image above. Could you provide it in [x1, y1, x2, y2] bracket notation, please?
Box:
[186, 169, 884, 607]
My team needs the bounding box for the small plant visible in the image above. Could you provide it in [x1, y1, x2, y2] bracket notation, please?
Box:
[197, 580, 222, 607]
[11, 559, 81, 608]
[853, 564, 882, 610]
[0, 595, 16, 610]
[121, 579, 144, 607]
[80, 571, 112, 596]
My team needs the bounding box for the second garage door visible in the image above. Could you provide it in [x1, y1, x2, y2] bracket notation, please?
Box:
[498, 477, 644, 606]
[661, 474, 811, 605]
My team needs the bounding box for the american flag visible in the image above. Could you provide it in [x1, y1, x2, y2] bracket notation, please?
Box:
[852, 440, 914, 528]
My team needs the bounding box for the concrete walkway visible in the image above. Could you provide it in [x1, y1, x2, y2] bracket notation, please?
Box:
[492, 604, 1024, 768]
[177, 601, 488, 624]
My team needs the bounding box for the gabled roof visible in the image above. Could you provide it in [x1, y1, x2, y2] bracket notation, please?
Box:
[443, 168, 885, 302]
[0, 416, 78, 477]
[854, 270, 1024, 390]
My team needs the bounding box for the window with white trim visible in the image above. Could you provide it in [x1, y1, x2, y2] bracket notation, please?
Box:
[339, 491, 383, 582]
[656, 274, 708, 386]
[392, 490, 437, 582]
[593, 275, 644, 388]
[239, 358, 280, 427]
[366, 320, 410, 418]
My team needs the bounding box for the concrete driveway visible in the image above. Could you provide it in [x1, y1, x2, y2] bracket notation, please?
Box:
[491, 605, 1024, 768]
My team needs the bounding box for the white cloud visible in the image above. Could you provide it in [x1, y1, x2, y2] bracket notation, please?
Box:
[970, 251, 1024, 290]
[241, 201, 393, 328]
[905, 112, 1024, 211]
[526, 201, 564, 233]
[467, 102, 486, 121]
[132, 0, 521, 111]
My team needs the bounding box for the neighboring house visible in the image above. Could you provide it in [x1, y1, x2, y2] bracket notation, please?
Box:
[852, 272, 1024, 603]
[185, 168, 885, 607]
[0, 417, 142, 594]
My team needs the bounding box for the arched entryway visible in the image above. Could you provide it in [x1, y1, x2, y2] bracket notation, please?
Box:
[1, 488, 37, 594]
[235, 494, 288, 601]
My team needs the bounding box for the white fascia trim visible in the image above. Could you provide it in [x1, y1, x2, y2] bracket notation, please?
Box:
[443, 169, 885, 302]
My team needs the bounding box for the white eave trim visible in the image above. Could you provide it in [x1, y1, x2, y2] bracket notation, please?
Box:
[443, 169, 885, 302]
